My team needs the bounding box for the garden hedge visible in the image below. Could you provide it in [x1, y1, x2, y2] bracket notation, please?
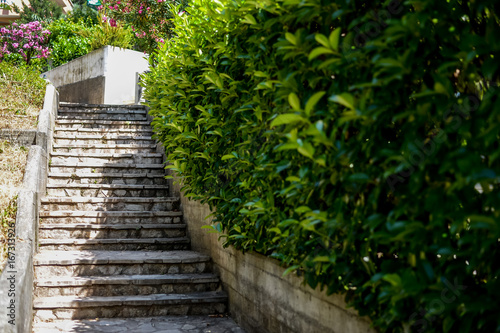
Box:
[143, 0, 500, 331]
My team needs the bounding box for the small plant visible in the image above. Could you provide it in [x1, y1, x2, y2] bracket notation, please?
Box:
[78, 13, 133, 51]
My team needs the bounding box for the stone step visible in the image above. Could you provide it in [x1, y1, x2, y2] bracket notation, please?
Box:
[38, 223, 187, 239]
[59, 102, 147, 110]
[57, 108, 148, 121]
[50, 152, 163, 164]
[55, 119, 151, 130]
[39, 210, 182, 225]
[54, 127, 153, 135]
[49, 162, 165, 174]
[35, 273, 220, 297]
[40, 209, 182, 219]
[41, 197, 177, 211]
[46, 183, 169, 197]
[53, 134, 155, 145]
[52, 143, 158, 154]
[32, 316, 245, 333]
[38, 237, 190, 251]
[33, 291, 227, 321]
[58, 107, 147, 115]
[34, 250, 212, 278]
[47, 172, 167, 186]
[58, 114, 147, 121]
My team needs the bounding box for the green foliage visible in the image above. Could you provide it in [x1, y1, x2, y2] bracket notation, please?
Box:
[0, 61, 47, 129]
[0, 61, 47, 108]
[79, 14, 133, 51]
[46, 19, 93, 68]
[68, 3, 100, 26]
[101, 0, 188, 54]
[12, 0, 63, 23]
[46, 14, 132, 68]
[144, 0, 500, 332]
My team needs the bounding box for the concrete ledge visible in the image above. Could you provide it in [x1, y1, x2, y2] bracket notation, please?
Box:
[0, 129, 37, 147]
[0, 84, 58, 333]
[37, 83, 59, 155]
[0, 239, 34, 333]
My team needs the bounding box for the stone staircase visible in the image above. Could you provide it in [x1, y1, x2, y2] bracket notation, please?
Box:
[33, 103, 227, 326]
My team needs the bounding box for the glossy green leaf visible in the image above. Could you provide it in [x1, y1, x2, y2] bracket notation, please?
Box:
[288, 92, 301, 111]
[329, 93, 355, 110]
[315, 34, 330, 48]
[329, 27, 341, 51]
[305, 91, 326, 116]
[270, 113, 307, 127]
[308, 47, 335, 61]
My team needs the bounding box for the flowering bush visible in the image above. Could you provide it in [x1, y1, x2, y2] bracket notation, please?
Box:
[0, 21, 50, 65]
[100, 0, 187, 54]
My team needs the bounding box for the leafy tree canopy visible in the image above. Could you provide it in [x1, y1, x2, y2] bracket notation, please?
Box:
[12, 0, 64, 24]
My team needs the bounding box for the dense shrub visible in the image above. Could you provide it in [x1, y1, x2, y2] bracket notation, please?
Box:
[144, 0, 500, 331]
[46, 15, 133, 68]
[45, 19, 93, 68]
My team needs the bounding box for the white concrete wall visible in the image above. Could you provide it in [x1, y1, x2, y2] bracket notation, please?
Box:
[104, 47, 149, 104]
[42, 46, 149, 105]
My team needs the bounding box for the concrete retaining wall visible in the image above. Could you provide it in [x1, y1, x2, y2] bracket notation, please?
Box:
[0, 130, 36, 147]
[167, 177, 375, 333]
[42, 46, 149, 105]
[0, 85, 58, 333]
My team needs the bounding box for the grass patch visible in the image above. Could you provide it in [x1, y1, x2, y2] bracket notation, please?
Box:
[0, 141, 28, 273]
[0, 62, 47, 129]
